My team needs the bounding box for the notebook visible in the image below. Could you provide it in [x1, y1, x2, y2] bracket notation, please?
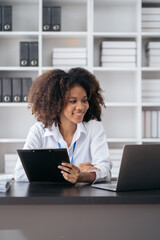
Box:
[17, 148, 71, 184]
[92, 144, 160, 192]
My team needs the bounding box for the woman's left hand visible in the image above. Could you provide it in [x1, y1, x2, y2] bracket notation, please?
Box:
[58, 162, 80, 184]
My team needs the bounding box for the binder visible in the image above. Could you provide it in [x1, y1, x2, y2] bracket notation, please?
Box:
[29, 42, 38, 66]
[51, 7, 61, 31]
[12, 78, 22, 102]
[20, 42, 29, 66]
[0, 6, 2, 31]
[2, 6, 12, 31]
[0, 78, 2, 102]
[2, 78, 12, 102]
[22, 78, 32, 102]
[43, 7, 51, 31]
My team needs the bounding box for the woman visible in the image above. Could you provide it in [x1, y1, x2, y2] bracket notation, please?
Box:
[15, 67, 112, 183]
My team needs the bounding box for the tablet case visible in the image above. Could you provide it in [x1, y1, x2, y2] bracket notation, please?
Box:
[17, 149, 71, 183]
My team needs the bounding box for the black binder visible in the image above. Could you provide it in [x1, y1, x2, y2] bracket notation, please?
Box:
[0, 78, 2, 102]
[20, 42, 29, 66]
[12, 78, 22, 102]
[2, 78, 12, 102]
[29, 42, 38, 66]
[22, 78, 32, 102]
[51, 7, 61, 31]
[43, 7, 51, 31]
[0, 6, 2, 31]
[2, 6, 12, 31]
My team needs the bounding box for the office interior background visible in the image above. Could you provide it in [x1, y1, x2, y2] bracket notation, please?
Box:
[0, 0, 160, 177]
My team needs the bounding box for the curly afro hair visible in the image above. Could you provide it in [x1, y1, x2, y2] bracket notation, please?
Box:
[28, 67, 105, 129]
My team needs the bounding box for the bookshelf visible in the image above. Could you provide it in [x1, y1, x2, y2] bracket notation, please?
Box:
[0, 0, 160, 175]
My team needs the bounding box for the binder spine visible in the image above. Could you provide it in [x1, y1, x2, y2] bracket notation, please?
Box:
[22, 78, 32, 102]
[51, 7, 61, 31]
[2, 6, 12, 31]
[12, 78, 22, 102]
[20, 42, 29, 66]
[29, 42, 38, 66]
[43, 7, 51, 31]
[0, 78, 2, 102]
[2, 78, 12, 102]
[0, 6, 2, 31]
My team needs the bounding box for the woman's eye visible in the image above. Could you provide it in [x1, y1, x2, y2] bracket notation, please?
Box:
[69, 100, 76, 104]
[82, 99, 88, 103]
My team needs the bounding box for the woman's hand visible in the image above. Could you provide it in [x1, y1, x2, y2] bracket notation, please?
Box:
[78, 162, 100, 172]
[58, 162, 80, 184]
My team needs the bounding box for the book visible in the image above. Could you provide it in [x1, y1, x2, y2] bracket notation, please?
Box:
[142, 91, 160, 97]
[142, 80, 160, 91]
[145, 111, 152, 138]
[52, 58, 87, 66]
[101, 41, 136, 49]
[146, 42, 160, 49]
[142, 22, 160, 28]
[148, 56, 160, 62]
[148, 62, 160, 67]
[142, 97, 160, 103]
[52, 52, 87, 59]
[101, 49, 136, 56]
[53, 48, 86, 53]
[0, 174, 14, 192]
[148, 49, 160, 55]
[142, 14, 160, 21]
[101, 62, 136, 67]
[142, 8, 160, 14]
[151, 111, 158, 138]
[158, 111, 160, 138]
[101, 55, 136, 62]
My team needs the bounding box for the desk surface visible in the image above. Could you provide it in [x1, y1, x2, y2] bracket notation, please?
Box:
[0, 182, 160, 205]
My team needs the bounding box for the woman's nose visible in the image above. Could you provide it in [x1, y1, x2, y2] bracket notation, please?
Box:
[76, 102, 84, 110]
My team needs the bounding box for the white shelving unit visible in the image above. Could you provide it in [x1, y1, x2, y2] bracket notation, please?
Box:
[0, 0, 160, 173]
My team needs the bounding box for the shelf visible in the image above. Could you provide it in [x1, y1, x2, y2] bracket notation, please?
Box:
[0, 67, 39, 71]
[93, 32, 138, 38]
[141, 68, 160, 72]
[0, 139, 26, 143]
[0, 103, 28, 107]
[42, 32, 88, 38]
[0, 0, 159, 169]
[142, 103, 160, 107]
[107, 103, 138, 107]
[93, 67, 138, 72]
[107, 138, 139, 143]
[142, 138, 160, 143]
[0, 32, 39, 37]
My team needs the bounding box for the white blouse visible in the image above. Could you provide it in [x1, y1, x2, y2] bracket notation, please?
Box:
[15, 120, 112, 183]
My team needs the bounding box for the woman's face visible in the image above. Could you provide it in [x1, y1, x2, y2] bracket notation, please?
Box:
[60, 85, 89, 126]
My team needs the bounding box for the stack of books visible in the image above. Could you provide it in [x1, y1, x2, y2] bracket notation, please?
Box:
[52, 48, 87, 67]
[142, 7, 160, 32]
[109, 149, 123, 179]
[100, 41, 136, 68]
[142, 79, 160, 103]
[142, 110, 160, 138]
[146, 42, 160, 67]
[4, 154, 17, 174]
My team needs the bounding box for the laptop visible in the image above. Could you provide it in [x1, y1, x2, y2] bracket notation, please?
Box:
[92, 144, 160, 192]
[17, 148, 72, 184]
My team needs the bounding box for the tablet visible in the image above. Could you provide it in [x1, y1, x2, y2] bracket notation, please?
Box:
[17, 148, 71, 184]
